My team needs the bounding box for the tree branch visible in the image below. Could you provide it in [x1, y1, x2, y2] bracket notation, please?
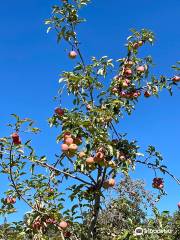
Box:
[134, 159, 180, 185]
[33, 159, 93, 186]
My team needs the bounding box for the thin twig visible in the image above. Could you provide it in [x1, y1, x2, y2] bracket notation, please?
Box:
[9, 143, 43, 214]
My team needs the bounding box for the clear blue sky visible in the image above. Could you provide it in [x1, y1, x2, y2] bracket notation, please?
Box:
[0, 0, 179, 222]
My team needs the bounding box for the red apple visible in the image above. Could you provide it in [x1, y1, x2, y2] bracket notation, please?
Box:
[64, 231, 71, 238]
[94, 152, 104, 163]
[69, 51, 77, 59]
[152, 178, 164, 189]
[55, 107, 64, 117]
[46, 218, 57, 224]
[108, 178, 116, 187]
[86, 157, 95, 165]
[111, 87, 118, 94]
[59, 221, 68, 230]
[14, 139, 22, 145]
[68, 144, 78, 152]
[124, 68, 132, 76]
[119, 91, 127, 98]
[122, 79, 130, 88]
[133, 42, 139, 49]
[61, 144, 69, 152]
[172, 76, 180, 82]
[32, 220, 41, 230]
[64, 137, 74, 145]
[137, 66, 145, 73]
[144, 91, 151, 97]
[103, 178, 115, 188]
[11, 133, 19, 141]
[63, 132, 72, 140]
[79, 152, 86, 158]
[12, 133, 21, 145]
[133, 91, 141, 98]
[178, 202, 180, 209]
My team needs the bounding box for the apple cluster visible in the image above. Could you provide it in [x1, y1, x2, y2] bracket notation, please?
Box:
[111, 60, 148, 99]
[79, 147, 116, 189]
[61, 132, 82, 157]
[32, 217, 69, 233]
[5, 196, 16, 204]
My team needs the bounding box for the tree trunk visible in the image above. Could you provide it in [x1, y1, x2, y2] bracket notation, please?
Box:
[88, 193, 101, 239]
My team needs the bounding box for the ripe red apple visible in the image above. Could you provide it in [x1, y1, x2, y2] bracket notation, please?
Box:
[46, 218, 57, 224]
[79, 152, 86, 158]
[137, 66, 145, 73]
[55, 107, 64, 117]
[133, 92, 138, 98]
[144, 91, 151, 97]
[119, 91, 127, 98]
[124, 68, 132, 76]
[12, 133, 19, 141]
[69, 50, 77, 59]
[86, 157, 95, 165]
[64, 231, 71, 238]
[12, 133, 21, 145]
[103, 178, 115, 188]
[68, 144, 78, 152]
[133, 91, 141, 98]
[172, 76, 180, 82]
[133, 42, 139, 49]
[108, 178, 116, 187]
[64, 137, 74, 145]
[11, 197, 16, 204]
[14, 139, 22, 145]
[63, 132, 72, 140]
[119, 155, 126, 161]
[61, 144, 69, 152]
[178, 202, 180, 209]
[152, 178, 164, 189]
[59, 221, 68, 230]
[122, 79, 130, 88]
[94, 152, 104, 163]
[111, 87, 118, 94]
[32, 220, 41, 230]
[138, 40, 143, 46]
[133, 41, 143, 49]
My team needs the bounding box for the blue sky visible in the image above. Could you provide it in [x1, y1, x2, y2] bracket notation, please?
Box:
[0, 0, 179, 222]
